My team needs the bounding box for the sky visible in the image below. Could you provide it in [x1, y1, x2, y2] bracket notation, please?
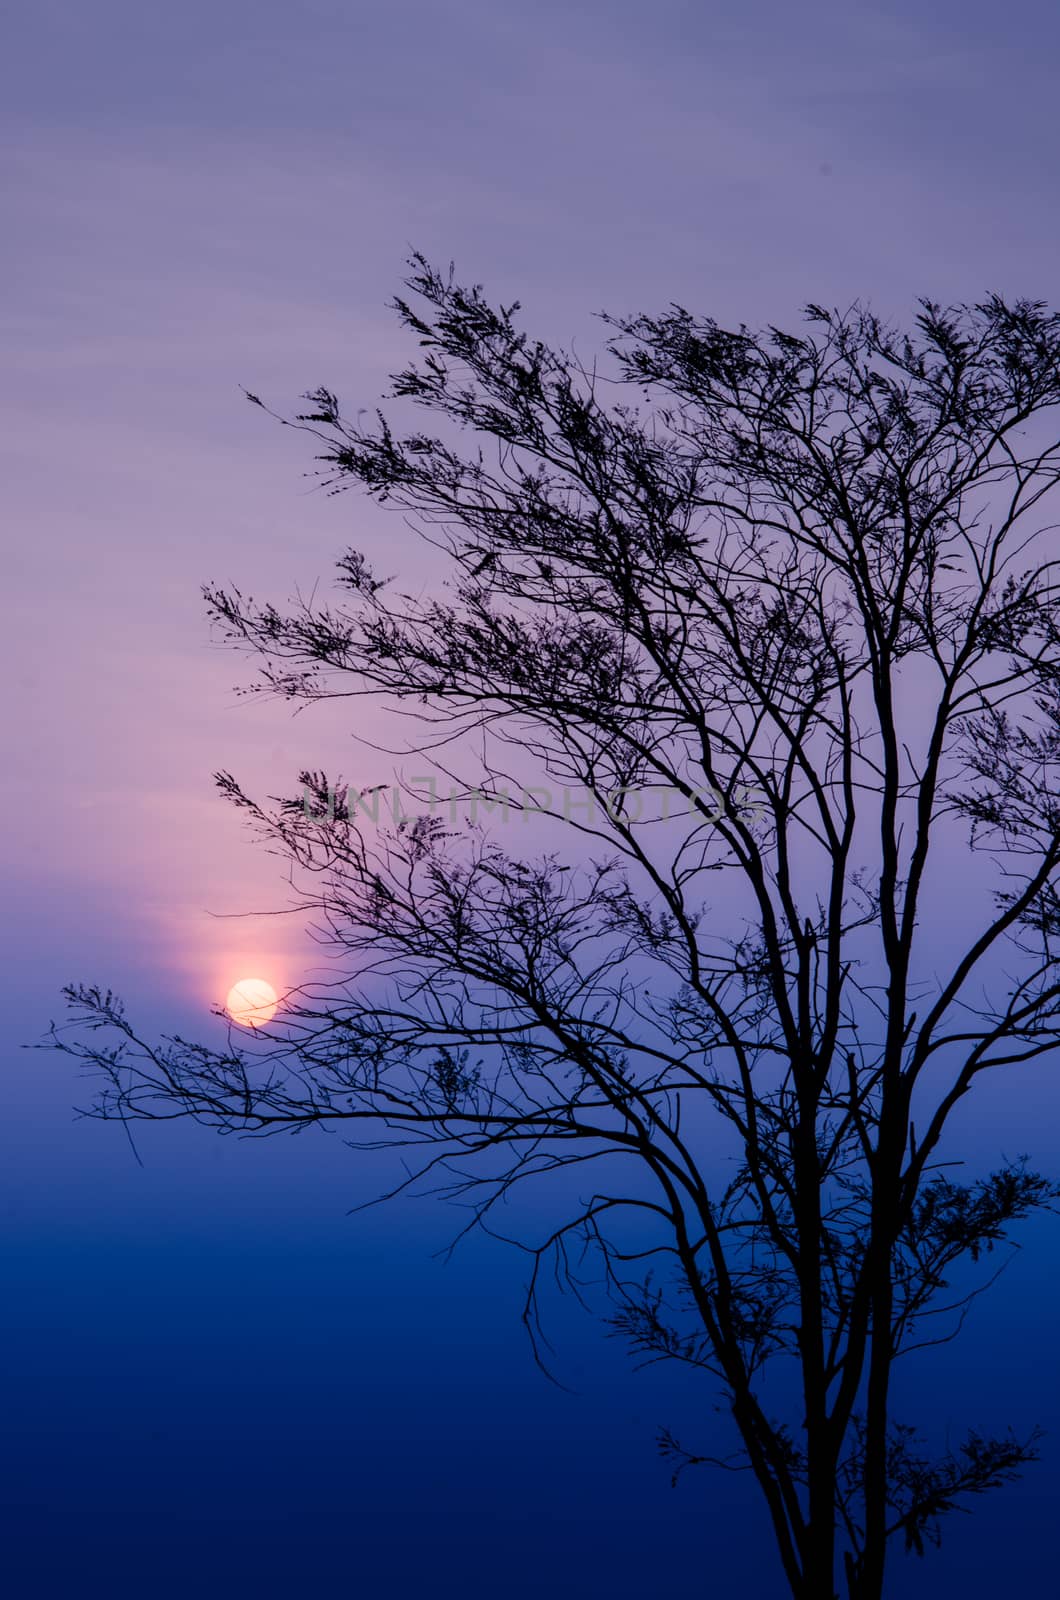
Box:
[2, 2, 1059, 1595]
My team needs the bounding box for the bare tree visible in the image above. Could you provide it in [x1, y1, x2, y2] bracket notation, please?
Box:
[50, 260, 1060, 1599]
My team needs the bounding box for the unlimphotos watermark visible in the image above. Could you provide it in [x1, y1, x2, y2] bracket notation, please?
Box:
[302, 778, 767, 828]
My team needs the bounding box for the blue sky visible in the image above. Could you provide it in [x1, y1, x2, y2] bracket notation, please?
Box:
[2, 2, 1059, 1594]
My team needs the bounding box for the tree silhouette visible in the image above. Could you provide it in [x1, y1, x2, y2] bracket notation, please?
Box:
[50, 259, 1060, 1599]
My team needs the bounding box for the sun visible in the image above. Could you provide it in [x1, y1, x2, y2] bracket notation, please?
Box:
[225, 978, 279, 1029]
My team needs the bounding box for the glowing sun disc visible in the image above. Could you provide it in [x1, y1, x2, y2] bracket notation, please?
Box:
[226, 978, 279, 1029]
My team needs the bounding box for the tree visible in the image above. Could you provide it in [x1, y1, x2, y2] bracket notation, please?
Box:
[50, 259, 1060, 1599]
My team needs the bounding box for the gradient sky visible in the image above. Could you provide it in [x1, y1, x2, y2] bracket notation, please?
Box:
[3, 3, 1059, 1595]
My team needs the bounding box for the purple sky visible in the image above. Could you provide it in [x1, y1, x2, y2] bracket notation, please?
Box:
[5, 0, 1060, 1019]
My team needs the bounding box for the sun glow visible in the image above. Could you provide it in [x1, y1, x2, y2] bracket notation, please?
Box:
[225, 978, 279, 1029]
